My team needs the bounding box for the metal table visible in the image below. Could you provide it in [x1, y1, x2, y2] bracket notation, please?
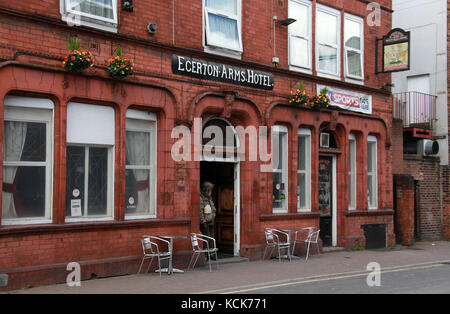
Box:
[155, 235, 187, 275]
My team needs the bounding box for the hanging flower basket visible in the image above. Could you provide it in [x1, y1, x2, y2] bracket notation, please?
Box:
[289, 81, 309, 107]
[309, 87, 331, 110]
[62, 37, 94, 72]
[107, 45, 134, 79]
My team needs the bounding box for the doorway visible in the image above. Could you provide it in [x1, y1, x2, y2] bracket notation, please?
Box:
[318, 155, 337, 247]
[200, 161, 240, 257]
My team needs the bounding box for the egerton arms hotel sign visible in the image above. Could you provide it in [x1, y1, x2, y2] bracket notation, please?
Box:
[172, 55, 274, 90]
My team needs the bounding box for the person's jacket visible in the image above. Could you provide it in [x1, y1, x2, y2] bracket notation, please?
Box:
[199, 191, 216, 224]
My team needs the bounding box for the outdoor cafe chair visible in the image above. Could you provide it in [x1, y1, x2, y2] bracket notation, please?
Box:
[263, 228, 291, 262]
[187, 233, 219, 272]
[291, 227, 317, 258]
[305, 228, 321, 261]
[137, 235, 173, 277]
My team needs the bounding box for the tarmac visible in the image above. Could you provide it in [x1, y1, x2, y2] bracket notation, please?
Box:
[6, 241, 450, 294]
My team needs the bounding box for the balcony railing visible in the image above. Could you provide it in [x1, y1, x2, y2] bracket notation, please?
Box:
[393, 91, 437, 129]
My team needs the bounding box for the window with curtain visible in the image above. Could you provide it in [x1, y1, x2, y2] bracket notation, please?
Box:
[63, 0, 118, 30]
[2, 99, 53, 225]
[125, 112, 157, 219]
[297, 129, 311, 211]
[65, 102, 114, 220]
[348, 134, 356, 210]
[272, 126, 288, 213]
[204, 0, 242, 52]
[344, 14, 364, 80]
[288, 0, 312, 70]
[316, 5, 340, 76]
[367, 136, 378, 209]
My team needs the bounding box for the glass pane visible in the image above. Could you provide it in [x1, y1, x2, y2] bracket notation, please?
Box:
[4, 121, 46, 162]
[368, 174, 374, 207]
[317, 10, 337, 44]
[290, 36, 309, 68]
[206, 0, 237, 15]
[344, 19, 361, 49]
[66, 146, 85, 217]
[298, 136, 306, 171]
[318, 45, 337, 73]
[273, 132, 285, 171]
[207, 13, 240, 50]
[88, 147, 108, 216]
[347, 50, 362, 77]
[70, 0, 114, 19]
[289, 1, 308, 36]
[2, 166, 46, 219]
[126, 131, 150, 166]
[368, 142, 375, 172]
[298, 172, 306, 209]
[273, 172, 286, 209]
[125, 169, 151, 216]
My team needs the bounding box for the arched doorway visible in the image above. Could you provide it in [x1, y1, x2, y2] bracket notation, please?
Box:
[200, 117, 240, 257]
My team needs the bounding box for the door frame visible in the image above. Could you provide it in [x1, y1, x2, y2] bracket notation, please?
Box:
[319, 154, 337, 247]
[200, 157, 241, 256]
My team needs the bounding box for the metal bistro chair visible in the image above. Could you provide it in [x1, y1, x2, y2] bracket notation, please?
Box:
[304, 228, 321, 261]
[188, 233, 219, 272]
[291, 227, 314, 258]
[137, 235, 172, 277]
[263, 228, 291, 262]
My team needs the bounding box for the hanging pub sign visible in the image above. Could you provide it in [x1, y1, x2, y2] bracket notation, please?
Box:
[376, 28, 410, 73]
[172, 55, 274, 90]
[317, 84, 372, 115]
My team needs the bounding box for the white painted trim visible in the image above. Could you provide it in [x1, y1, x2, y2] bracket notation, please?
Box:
[126, 109, 157, 121]
[4, 96, 54, 110]
[234, 162, 240, 256]
[332, 155, 337, 247]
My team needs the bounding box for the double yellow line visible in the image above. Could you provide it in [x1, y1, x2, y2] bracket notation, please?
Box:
[220, 263, 446, 294]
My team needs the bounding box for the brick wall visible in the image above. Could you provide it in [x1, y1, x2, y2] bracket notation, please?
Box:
[403, 155, 443, 241]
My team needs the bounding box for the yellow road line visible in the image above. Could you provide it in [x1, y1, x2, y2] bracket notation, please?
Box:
[221, 263, 445, 294]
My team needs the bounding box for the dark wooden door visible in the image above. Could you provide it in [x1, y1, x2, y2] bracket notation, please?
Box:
[318, 156, 332, 246]
[216, 184, 234, 255]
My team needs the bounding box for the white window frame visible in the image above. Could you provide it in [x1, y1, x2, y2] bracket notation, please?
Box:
[65, 145, 114, 222]
[125, 110, 157, 220]
[203, 0, 243, 59]
[348, 133, 356, 210]
[288, 0, 312, 73]
[2, 96, 54, 226]
[367, 135, 378, 210]
[297, 129, 311, 212]
[65, 102, 115, 222]
[315, 4, 341, 79]
[272, 125, 289, 213]
[344, 13, 364, 82]
[60, 0, 118, 33]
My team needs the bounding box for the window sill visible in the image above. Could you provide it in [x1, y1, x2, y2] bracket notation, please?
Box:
[204, 45, 242, 60]
[61, 15, 118, 33]
[260, 212, 319, 221]
[344, 209, 394, 217]
[0, 217, 191, 236]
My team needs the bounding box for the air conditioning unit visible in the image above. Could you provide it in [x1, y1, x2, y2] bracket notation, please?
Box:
[320, 132, 330, 148]
[417, 139, 439, 156]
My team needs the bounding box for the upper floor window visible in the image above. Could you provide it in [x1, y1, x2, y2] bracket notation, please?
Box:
[203, 0, 242, 57]
[315, 4, 340, 78]
[344, 14, 364, 81]
[61, 0, 118, 33]
[288, 0, 312, 72]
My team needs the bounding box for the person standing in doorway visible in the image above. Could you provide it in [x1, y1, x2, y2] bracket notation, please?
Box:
[200, 181, 216, 243]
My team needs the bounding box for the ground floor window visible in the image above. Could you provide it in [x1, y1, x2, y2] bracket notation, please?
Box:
[65, 102, 114, 220]
[272, 125, 288, 213]
[297, 128, 311, 211]
[125, 110, 157, 219]
[348, 133, 356, 210]
[2, 97, 53, 225]
[367, 135, 378, 209]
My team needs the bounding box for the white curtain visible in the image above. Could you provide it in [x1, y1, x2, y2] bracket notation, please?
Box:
[208, 13, 239, 50]
[71, 0, 114, 19]
[2, 121, 27, 219]
[126, 131, 150, 214]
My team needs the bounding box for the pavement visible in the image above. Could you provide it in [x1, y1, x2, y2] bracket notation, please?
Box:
[5, 241, 450, 294]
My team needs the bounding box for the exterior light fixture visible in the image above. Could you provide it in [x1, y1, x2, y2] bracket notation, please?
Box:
[122, 0, 133, 11]
[277, 18, 297, 26]
[272, 16, 297, 64]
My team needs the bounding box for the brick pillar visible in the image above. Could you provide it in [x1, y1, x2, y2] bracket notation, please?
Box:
[394, 174, 415, 246]
[391, 119, 404, 175]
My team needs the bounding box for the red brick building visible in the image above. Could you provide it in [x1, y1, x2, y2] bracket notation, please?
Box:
[0, 0, 396, 290]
